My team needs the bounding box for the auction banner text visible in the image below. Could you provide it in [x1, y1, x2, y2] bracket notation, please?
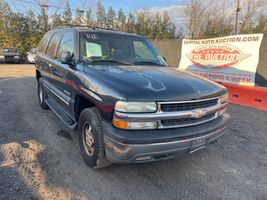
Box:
[179, 34, 263, 86]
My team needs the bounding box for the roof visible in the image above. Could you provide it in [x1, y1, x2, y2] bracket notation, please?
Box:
[52, 26, 143, 38]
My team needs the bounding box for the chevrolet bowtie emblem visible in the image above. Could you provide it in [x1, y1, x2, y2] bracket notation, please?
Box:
[191, 109, 207, 119]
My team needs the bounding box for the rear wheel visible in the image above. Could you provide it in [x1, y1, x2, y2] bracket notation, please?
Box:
[78, 107, 111, 169]
[38, 79, 49, 110]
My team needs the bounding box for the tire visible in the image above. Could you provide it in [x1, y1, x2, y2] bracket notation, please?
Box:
[38, 79, 49, 110]
[78, 107, 112, 169]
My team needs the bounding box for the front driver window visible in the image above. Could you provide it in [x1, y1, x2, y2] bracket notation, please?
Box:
[57, 32, 74, 60]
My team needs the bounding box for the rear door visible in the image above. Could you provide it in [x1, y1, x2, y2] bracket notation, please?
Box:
[41, 32, 66, 108]
[35, 32, 54, 86]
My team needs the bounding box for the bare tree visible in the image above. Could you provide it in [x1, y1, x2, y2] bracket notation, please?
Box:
[183, 0, 267, 37]
[239, 0, 267, 33]
[183, 0, 215, 38]
[203, 1, 234, 36]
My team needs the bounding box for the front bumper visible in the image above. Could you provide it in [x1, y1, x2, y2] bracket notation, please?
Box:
[103, 113, 230, 164]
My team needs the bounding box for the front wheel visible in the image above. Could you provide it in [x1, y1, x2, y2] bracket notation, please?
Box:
[78, 107, 111, 169]
[37, 79, 49, 110]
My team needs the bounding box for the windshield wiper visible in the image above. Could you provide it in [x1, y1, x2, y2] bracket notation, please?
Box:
[133, 61, 164, 66]
[87, 59, 131, 65]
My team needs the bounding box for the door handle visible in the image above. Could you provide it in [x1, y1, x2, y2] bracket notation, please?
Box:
[50, 66, 55, 72]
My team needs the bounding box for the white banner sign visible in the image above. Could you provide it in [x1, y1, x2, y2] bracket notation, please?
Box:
[179, 34, 263, 86]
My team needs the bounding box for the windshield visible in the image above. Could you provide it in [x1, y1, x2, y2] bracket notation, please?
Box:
[80, 32, 168, 66]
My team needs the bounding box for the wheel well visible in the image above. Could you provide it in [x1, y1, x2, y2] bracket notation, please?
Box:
[36, 70, 41, 81]
[74, 95, 96, 121]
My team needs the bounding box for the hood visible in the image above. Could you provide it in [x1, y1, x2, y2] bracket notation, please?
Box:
[83, 65, 226, 101]
[0, 52, 19, 56]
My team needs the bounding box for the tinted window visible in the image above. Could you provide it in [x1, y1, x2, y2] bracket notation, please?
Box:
[38, 32, 51, 54]
[46, 32, 62, 57]
[57, 32, 74, 59]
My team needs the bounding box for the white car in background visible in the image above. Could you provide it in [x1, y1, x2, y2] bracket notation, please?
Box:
[27, 48, 37, 63]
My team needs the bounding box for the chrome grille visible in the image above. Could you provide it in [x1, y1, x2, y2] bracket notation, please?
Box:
[160, 98, 218, 112]
[5, 56, 14, 60]
[160, 113, 216, 128]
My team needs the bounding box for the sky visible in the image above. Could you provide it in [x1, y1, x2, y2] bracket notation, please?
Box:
[70, 0, 185, 13]
[6, 0, 186, 28]
[5, 0, 267, 33]
[6, 0, 185, 13]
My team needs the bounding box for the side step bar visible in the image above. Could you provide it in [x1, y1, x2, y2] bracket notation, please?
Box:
[45, 98, 77, 130]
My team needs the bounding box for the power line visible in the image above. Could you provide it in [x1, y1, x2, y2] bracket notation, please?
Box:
[13, 0, 89, 13]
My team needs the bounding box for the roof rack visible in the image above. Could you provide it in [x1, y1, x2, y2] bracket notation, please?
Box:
[55, 24, 140, 37]
[58, 24, 119, 32]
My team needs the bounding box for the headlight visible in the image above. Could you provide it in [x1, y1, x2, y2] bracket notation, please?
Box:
[0, 55, 4, 59]
[114, 101, 157, 113]
[113, 101, 158, 129]
[218, 93, 228, 104]
[14, 55, 19, 59]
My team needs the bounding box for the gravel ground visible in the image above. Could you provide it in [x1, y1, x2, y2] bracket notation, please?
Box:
[0, 64, 266, 200]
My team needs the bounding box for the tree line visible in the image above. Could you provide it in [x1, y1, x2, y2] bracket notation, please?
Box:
[0, 0, 266, 52]
[0, 0, 176, 52]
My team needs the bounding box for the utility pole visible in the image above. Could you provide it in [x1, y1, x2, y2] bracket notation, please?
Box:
[235, 0, 241, 35]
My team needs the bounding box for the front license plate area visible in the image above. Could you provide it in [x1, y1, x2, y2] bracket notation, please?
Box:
[189, 137, 208, 154]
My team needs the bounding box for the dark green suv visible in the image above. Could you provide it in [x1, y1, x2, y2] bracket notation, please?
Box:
[35, 27, 230, 169]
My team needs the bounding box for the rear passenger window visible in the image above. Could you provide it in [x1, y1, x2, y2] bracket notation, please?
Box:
[46, 32, 62, 57]
[57, 32, 74, 59]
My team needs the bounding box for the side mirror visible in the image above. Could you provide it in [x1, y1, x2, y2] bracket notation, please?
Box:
[60, 51, 72, 64]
